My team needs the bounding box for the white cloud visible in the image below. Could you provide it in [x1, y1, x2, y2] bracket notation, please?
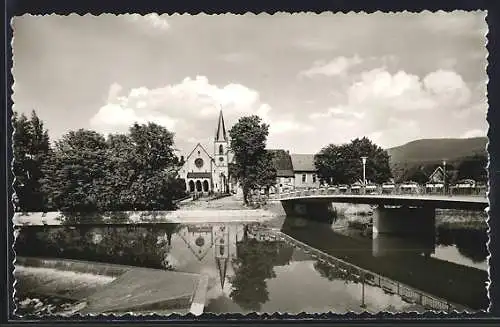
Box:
[299, 55, 363, 78]
[461, 129, 486, 138]
[270, 120, 313, 135]
[306, 68, 475, 148]
[126, 13, 170, 32]
[90, 76, 309, 151]
[346, 68, 471, 112]
[309, 106, 364, 120]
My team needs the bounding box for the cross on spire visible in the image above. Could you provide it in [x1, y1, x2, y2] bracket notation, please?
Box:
[215, 109, 227, 142]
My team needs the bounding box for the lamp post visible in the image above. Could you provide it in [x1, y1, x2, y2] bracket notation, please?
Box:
[442, 159, 447, 196]
[360, 273, 366, 309]
[361, 156, 368, 187]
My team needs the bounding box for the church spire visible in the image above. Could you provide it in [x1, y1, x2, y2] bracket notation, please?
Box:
[215, 257, 228, 290]
[215, 109, 227, 142]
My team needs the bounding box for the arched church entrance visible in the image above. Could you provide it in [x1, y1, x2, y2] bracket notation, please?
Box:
[203, 180, 209, 192]
[196, 180, 202, 192]
[189, 180, 195, 192]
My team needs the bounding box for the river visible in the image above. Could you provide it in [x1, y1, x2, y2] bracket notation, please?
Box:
[14, 208, 488, 314]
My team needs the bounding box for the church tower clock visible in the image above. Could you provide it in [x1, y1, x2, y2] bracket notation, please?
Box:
[214, 110, 229, 193]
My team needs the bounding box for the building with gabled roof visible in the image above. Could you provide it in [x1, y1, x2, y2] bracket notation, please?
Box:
[267, 149, 295, 192]
[290, 154, 320, 189]
[179, 110, 230, 194]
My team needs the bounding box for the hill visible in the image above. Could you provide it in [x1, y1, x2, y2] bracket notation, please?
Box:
[386, 137, 488, 183]
[386, 137, 488, 165]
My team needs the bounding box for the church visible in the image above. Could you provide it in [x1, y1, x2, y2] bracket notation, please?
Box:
[179, 110, 232, 195]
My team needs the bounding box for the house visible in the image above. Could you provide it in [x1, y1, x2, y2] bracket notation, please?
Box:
[290, 154, 320, 189]
[425, 166, 445, 193]
[179, 110, 231, 195]
[268, 149, 295, 193]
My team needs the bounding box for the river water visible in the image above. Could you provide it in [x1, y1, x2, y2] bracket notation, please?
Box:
[14, 209, 488, 315]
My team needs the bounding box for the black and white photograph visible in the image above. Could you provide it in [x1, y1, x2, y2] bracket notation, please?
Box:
[10, 11, 489, 317]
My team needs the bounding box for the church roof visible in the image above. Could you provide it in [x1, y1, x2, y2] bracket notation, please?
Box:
[185, 143, 214, 161]
[267, 149, 294, 177]
[290, 154, 317, 172]
[215, 110, 228, 142]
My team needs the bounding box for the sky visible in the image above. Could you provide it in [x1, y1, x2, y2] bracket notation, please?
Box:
[12, 12, 488, 155]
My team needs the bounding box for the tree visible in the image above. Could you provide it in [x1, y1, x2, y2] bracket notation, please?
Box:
[41, 129, 108, 212]
[229, 116, 277, 204]
[230, 234, 279, 311]
[456, 154, 488, 183]
[315, 137, 392, 185]
[12, 110, 51, 211]
[117, 122, 184, 210]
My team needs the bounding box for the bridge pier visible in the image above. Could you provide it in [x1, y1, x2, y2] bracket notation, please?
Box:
[372, 205, 436, 238]
[372, 233, 436, 258]
[281, 200, 335, 223]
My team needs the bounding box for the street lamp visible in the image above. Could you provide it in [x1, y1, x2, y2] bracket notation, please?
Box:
[360, 273, 366, 309]
[361, 157, 368, 186]
[442, 159, 447, 195]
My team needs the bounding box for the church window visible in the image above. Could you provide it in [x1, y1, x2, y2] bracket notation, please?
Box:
[195, 158, 204, 168]
[198, 150, 201, 155]
[219, 144, 224, 155]
[219, 157, 224, 162]
[302, 174, 307, 183]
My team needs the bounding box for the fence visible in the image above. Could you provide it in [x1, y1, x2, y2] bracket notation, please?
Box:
[251, 227, 467, 312]
[269, 184, 487, 200]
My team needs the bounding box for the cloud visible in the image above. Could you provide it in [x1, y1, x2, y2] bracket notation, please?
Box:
[461, 129, 486, 138]
[309, 106, 364, 120]
[306, 68, 474, 148]
[293, 39, 337, 51]
[219, 52, 255, 63]
[299, 55, 363, 78]
[126, 13, 171, 32]
[269, 120, 313, 135]
[90, 76, 309, 151]
[346, 68, 471, 112]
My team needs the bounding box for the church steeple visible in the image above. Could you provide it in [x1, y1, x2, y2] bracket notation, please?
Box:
[215, 257, 228, 290]
[215, 110, 227, 142]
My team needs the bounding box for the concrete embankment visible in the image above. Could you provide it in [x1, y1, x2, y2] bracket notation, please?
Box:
[15, 257, 208, 315]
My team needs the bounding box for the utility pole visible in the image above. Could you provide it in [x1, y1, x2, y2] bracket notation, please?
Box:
[443, 159, 447, 196]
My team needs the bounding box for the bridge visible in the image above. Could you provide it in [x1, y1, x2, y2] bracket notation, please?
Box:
[272, 188, 488, 236]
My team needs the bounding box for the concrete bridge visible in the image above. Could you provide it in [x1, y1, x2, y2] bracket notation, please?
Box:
[273, 189, 488, 236]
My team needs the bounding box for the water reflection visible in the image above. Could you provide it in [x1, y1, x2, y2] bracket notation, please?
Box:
[280, 216, 488, 310]
[16, 221, 432, 314]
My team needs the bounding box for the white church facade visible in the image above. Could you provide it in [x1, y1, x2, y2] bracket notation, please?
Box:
[179, 110, 232, 195]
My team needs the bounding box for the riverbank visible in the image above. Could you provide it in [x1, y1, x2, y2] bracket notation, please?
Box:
[15, 257, 207, 316]
[13, 195, 284, 226]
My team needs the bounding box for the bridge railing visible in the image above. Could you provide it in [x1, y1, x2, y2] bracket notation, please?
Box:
[269, 184, 488, 200]
[251, 226, 467, 312]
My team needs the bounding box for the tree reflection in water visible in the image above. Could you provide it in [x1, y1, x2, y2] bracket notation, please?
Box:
[229, 226, 281, 312]
[436, 225, 488, 263]
[15, 224, 180, 269]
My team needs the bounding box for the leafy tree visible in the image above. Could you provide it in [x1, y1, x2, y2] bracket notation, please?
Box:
[12, 110, 51, 211]
[399, 166, 429, 184]
[117, 122, 184, 210]
[41, 129, 108, 212]
[315, 137, 392, 185]
[456, 154, 488, 183]
[229, 116, 277, 204]
[229, 230, 279, 311]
